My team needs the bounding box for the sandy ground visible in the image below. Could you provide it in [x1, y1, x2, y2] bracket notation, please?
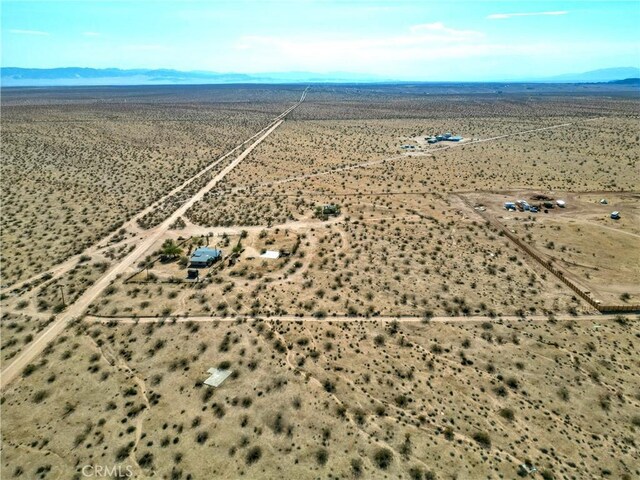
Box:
[0, 96, 304, 389]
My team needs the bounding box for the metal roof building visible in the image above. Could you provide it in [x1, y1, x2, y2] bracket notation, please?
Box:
[189, 247, 222, 267]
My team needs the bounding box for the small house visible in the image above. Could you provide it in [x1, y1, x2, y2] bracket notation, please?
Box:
[189, 247, 222, 267]
[610, 211, 620, 220]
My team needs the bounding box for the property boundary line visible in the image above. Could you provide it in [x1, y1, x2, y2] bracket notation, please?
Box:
[455, 194, 640, 314]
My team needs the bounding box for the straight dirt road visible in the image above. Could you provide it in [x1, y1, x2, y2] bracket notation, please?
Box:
[86, 313, 623, 325]
[1, 87, 310, 295]
[0, 91, 308, 390]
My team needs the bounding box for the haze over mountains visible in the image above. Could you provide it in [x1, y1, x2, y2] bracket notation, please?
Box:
[1, 66, 639, 86]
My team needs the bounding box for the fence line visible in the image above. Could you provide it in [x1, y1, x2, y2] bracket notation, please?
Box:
[455, 195, 640, 314]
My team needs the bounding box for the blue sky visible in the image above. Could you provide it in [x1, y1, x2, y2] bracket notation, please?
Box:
[2, 0, 639, 80]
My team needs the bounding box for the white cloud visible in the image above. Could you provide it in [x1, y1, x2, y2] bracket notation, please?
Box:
[487, 11, 568, 20]
[9, 29, 49, 36]
[409, 22, 483, 39]
[236, 22, 484, 59]
[228, 22, 634, 80]
[83, 32, 100, 37]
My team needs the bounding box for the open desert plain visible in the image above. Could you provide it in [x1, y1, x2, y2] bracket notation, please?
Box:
[1, 83, 639, 480]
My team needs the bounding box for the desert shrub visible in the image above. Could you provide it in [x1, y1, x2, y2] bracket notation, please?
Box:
[315, 448, 329, 466]
[505, 377, 519, 389]
[558, 387, 570, 401]
[52, 303, 66, 314]
[115, 443, 134, 461]
[373, 448, 393, 469]
[351, 458, 363, 477]
[323, 379, 336, 393]
[32, 390, 49, 403]
[472, 431, 491, 448]
[353, 408, 366, 425]
[443, 426, 454, 440]
[409, 467, 436, 480]
[196, 431, 209, 445]
[246, 446, 262, 465]
[494, 386, 508, 397]
[499, 408, 515, 421]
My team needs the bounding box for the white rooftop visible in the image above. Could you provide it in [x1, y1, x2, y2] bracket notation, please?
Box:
[260, 250, 280, 259]
[204, 367, 232, 387]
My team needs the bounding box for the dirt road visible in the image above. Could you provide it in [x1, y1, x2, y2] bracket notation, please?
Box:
[85, 313, 623, 324]
[1, 89, 309, 296]
[0, 94, 306, 390]
[234, 117, 605, 191]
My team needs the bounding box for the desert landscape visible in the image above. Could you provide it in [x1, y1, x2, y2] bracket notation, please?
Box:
[1, 83, 639, 479]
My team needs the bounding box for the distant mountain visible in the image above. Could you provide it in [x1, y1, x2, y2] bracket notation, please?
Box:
[607, 77, 640, 85]
[2, 66, 639, 86]
[0, 67, 383, 86]
[544, 67, 640, 83]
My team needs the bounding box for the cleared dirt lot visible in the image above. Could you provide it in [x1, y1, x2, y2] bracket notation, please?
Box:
[462, 191, 640, 305]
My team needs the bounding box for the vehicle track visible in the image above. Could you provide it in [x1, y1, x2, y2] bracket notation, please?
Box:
[230, 116, 605, 192]
[0, 89, 309, 390]
[85, 313, 621, 324]
[2, 88, 310, 295]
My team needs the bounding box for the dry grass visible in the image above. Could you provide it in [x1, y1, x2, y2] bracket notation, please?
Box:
[1, 85, 639, 479]
[1, 88, 298, 286]
[1, 317, 638, 479]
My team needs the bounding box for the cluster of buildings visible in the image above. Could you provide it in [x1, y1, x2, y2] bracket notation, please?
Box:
[503, 198, 621, 220]
[427, 132, 462, 144]
[504, 199, 566, 213]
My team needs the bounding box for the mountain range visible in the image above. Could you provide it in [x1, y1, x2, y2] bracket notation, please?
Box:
[1, 66, 639, 86]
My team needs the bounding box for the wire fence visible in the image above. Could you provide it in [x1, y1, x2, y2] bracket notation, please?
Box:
[456, 194, 640, 314]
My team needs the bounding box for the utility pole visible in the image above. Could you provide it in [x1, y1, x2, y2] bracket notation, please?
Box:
[59, 285, 66, 306]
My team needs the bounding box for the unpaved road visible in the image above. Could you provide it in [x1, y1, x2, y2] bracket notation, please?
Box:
[235, 117, 604, 191]
[1, 88, 309, 295]
[0, 92, 307, 390]
[86, 313, 625, 324]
